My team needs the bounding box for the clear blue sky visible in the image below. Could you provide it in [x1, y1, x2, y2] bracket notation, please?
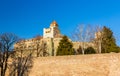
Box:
[0, 0, 120, 45]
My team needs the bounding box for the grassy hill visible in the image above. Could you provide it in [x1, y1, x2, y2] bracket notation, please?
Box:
[29, 53, 120, 76]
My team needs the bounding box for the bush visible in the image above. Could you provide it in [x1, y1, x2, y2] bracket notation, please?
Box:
[85, 47, 96, 54]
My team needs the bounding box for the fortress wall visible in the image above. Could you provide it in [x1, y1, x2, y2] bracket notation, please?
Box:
[29, 53, 120, 76]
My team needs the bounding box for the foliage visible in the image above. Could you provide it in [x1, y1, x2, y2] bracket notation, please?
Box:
[57, 36, 74, 56]
[84, 47, 96, 54]
[101, 26, 119, 53]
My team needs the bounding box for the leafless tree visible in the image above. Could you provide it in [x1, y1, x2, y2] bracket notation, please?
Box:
[72, 24, 95, 55]
[40, 41, 49, 57]
[33, 35, 49, 57]
[94, 25, 103, 53]
[33, 35, 42, 57]
[0, 33, 19, 76]
[9, 39, 33, 76]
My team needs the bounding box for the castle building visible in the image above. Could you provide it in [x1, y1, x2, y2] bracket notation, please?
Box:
[43, 21, 62, 38]
[14, 21, 95, 57]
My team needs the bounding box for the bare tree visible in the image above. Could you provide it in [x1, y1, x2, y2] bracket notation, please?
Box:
[40, 41, 49, 57]
[33, 35, 42, 57]
[33, 35, 49, 57]
[9, 39, 33, 76]
[94, 25, 103, 53]
[72, 24, 95, 55]
[0, 33, 19, 76]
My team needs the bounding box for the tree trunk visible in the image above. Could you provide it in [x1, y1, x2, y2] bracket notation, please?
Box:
[99, 40, 101, 53]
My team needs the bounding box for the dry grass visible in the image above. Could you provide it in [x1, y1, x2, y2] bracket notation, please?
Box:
[28, 53, 120, 76]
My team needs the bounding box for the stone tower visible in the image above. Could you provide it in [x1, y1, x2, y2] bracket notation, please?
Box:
[43, 21, 61, 38]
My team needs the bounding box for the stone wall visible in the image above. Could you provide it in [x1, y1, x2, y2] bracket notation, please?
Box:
[29, 53, 120, 76]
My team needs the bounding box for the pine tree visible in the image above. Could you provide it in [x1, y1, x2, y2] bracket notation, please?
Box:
[57, 36, 74, 56]
[101, 26, 119, 53]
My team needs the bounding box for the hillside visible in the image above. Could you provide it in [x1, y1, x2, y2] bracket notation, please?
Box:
[29, 53, 120, 76]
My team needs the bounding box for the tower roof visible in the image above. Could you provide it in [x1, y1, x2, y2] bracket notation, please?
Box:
[50, 21, 58, 27]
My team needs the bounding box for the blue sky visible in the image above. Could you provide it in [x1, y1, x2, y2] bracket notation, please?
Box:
[0, 0, 120, 45]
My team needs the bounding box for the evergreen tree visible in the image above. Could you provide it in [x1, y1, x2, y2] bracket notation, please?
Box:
[101, 26, 119, 53]
[57, 36, 74, 56]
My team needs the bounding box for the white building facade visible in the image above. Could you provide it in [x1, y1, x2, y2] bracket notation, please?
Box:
[43, 21, 62, 38]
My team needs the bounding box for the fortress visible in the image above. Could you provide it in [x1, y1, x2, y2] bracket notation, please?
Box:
[14, 21, 94, 56]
